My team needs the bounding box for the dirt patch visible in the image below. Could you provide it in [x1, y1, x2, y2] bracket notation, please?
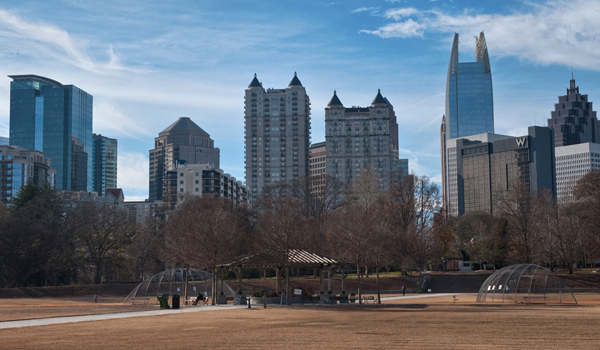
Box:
[1, 295, 600, 349]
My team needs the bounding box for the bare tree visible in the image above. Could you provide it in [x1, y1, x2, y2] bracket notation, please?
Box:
[162, 196, 248, 305]
[329, 168, 383, 304]
[387, 175, 443, 273]
[495, 182, 546, 264]
[255, 185, 311, 305]
[72, 203, 133, 284]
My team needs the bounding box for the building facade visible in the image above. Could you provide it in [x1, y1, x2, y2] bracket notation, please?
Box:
[92, 134, 118, 196]
[325, 90, 399, 191]
[445, 32, 494, 140]
[445, 126, 555, 216]
[0, 137, 8, 146]
[547, 77, 599, 147]
[244, 73, 311, 201]
[555, 143, 600, 204]
[174, 162, 249, 206]
[0, 145, 56, 204]
[124, 200, 164, 225]
[442, 33, 494, 213]
[309, 141, 326, 194]
[9, 74, 93, 191]
[149, 117, 220, 201]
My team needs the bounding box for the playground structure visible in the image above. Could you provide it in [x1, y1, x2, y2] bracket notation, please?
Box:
[476, 264, 577, 304]
[123, 267, 235, 305]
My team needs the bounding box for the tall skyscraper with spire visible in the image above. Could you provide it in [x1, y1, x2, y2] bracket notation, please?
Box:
[547, 76, 599, 147]
[442, 32, 495, 215]
[445, 32, 494, 140]
[244, 73, 311, 201]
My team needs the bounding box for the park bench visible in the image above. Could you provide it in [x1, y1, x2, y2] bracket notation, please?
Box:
[130, 297, 150, 305]
[362, 296, 377, 303]
[189, 296, 209, 305]
[522, 296, 546, 304]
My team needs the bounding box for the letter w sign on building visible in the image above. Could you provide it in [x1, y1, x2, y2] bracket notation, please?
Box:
[516, 138, 527, 147]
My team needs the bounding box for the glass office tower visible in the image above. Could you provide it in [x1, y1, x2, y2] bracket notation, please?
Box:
[9, 75, 93, 191]
[445, 32, 494, 140]
[93, 134, 118, 195]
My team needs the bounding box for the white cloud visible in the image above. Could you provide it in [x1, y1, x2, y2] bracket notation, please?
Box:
[94, 101, 154, 139]
[360, 0, 600, 71]
[351, 7, 379, 15]
[117, 151, 148, 200]
[0, 9, 138, 74]
[360, 19, 425, 38]
[384, 7, 419, 20]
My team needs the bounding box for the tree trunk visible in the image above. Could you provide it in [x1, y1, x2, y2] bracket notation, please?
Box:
[276, 267, 281, 293]
[357, 255, 362, 305]
[376, 261, 381, 304]
[341, 266, 346, 294]
[237, 266, 243, 295]
[212, 267, 217, 305]
[285, 266, 290, 305]
[94, 260, 103, 284]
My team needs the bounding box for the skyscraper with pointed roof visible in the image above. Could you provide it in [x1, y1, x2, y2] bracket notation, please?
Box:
[149, 117, 220, 201]
[244, 73, 311, 201]
[445, 32, 494, 140]
[547, 77, 599, 147]
[442, 32, 494, 215]
[325, 90, 399, 190]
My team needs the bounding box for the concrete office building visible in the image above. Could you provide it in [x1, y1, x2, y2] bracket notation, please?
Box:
[92, 134, 118, 196]
[149, 117, 220, 201]
[9, 75, 93, 191]
[244, 73, 311, 201]
[445, 126, 555, 216]
[175, 162, 249, 206]
[325, 90, 398, 191]
[555, 143, 600, 204]
[0, 145, 56, 204]
[547, 77, 599, 147]
[309, 141, 326, 194]
[441, 33, 494, 213]
[124, 200, 164, 225]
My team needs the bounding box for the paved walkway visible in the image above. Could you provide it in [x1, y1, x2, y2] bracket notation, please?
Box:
[381, 293, 466, 301]
[0, 293, 469, 330]
[0, 305, 246, 330]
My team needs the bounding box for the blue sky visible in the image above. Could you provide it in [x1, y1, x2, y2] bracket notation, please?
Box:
[1, 0, 599, 200]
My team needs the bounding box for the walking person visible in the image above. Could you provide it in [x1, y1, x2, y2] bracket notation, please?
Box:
[402, 285, 406, 296]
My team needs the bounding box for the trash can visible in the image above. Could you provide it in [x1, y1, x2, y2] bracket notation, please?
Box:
[158, 294, 170, 309]
[172, 294, 180, 309]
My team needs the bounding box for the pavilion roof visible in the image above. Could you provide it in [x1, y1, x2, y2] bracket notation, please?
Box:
[219, 249, 342, 268]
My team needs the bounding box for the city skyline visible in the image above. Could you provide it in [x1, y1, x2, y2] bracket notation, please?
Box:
[0, 0, 599, 200]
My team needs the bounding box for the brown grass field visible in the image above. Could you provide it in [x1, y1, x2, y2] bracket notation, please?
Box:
[1, 293, 600, 349]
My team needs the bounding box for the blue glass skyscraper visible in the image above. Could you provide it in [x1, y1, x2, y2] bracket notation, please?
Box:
[9, 75, 93, 191]
[445, 32, 494, 140]
[442, 32, 494, 216]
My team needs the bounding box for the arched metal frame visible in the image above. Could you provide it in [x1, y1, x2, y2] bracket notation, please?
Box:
[476, 264, 577, 304]
[123, 268, 235, 304]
